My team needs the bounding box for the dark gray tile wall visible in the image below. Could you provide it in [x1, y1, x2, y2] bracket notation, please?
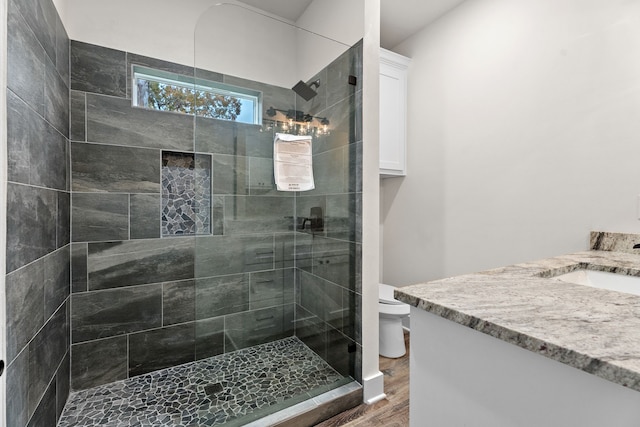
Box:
[68, 41, 329, 393]
[71, 142, 160, 193]
[128, 323, 196, 376]
[163, 280, 196, 325]
[293, 42, 363, 381]
[67, 39, 362, 392]
[70, 336, 128, 390]
[86, 238, 195, 290]
[5, 0, 71, 425]
[71, 193, 129, 242]
[130, 194, 161, 239]
[71, 41, 126, 97]
[195, 317, 225, 360]
[225, 304, 295, 352]
[71, 285, 163, 343]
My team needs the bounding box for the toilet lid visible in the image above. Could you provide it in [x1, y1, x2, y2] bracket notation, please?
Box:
[379, 283, 405, 305]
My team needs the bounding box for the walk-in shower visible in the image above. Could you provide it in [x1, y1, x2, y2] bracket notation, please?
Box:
[59, 3, 363, 426]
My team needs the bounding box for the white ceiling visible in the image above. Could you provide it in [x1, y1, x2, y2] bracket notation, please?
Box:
[380, 0, 467, 48]
[237, 0, 466, 49]
[238, 0, 314, 22]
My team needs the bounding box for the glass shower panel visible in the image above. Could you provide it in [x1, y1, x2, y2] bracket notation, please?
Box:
[193, 3, 362, 423]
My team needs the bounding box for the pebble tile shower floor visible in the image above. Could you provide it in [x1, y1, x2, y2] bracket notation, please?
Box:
[58, 337, 344, 426]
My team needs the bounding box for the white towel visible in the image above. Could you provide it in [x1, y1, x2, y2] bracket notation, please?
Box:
[273, 133, 315, 192]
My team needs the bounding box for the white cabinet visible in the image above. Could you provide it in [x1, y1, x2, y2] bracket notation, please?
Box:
[380, 48, 410, 177]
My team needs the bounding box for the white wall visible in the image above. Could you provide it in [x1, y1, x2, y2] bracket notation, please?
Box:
[60, 0, 302, 87]
[59, 0, 362, 89]
[194, 3, 298, 87]
[382, 0, 640, 286]
[295, 0, 364, 82]
[61, 0, 215, 67]
[362, 0, 384, 403]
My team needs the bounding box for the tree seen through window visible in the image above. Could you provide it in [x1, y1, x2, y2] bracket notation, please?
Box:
[137, 79, 243, 120]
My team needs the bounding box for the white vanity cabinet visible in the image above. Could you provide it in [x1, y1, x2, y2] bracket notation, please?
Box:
[380, 48, 410, 177]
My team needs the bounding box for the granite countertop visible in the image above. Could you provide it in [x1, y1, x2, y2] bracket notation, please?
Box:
[394, 231, 640, 392]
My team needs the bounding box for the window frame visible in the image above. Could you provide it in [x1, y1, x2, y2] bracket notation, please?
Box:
[131, 65, 262, 125]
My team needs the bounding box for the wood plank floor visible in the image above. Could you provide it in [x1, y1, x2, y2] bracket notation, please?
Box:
[316, 332, 410, 427]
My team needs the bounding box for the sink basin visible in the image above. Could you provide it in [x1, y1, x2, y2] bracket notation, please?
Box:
[553, 269, 640, 296]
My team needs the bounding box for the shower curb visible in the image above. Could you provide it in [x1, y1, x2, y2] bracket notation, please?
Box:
[244, 381, 363, 427]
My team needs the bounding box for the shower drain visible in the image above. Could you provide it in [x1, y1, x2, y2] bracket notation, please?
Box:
[204, 383, 224, 396]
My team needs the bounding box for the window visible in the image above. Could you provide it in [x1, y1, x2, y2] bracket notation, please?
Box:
[132, 66, 261, 125]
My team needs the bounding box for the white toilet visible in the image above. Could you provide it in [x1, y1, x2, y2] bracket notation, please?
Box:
[379, 283, 410, 358]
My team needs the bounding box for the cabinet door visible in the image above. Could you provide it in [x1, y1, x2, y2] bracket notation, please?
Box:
[380, 49, 409, 177]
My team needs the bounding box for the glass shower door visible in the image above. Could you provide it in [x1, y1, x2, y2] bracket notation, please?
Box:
[192, 3, 362, 423]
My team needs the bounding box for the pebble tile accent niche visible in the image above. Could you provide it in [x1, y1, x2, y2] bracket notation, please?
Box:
[58, 337, 344, 426]
[162, 151, 212, 236]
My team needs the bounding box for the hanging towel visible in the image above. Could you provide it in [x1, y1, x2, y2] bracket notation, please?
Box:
[273, 133, 314, 192]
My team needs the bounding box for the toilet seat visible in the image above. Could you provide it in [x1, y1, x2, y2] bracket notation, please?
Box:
[379, 301, 410, 316]
[379, 283, 405, 305]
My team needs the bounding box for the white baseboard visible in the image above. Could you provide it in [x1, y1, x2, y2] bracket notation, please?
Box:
[362, 371, 386, 404]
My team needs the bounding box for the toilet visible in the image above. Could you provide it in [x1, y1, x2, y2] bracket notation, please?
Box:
[379, 283, 410, 358]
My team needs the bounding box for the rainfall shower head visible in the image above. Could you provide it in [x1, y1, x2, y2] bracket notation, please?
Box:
[292, 80, 319, 101]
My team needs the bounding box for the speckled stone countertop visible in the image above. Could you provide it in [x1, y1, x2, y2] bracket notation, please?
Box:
[395, 231, 640, 392]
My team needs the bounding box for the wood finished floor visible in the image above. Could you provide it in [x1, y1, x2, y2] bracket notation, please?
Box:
[316, 332, 410, 427]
